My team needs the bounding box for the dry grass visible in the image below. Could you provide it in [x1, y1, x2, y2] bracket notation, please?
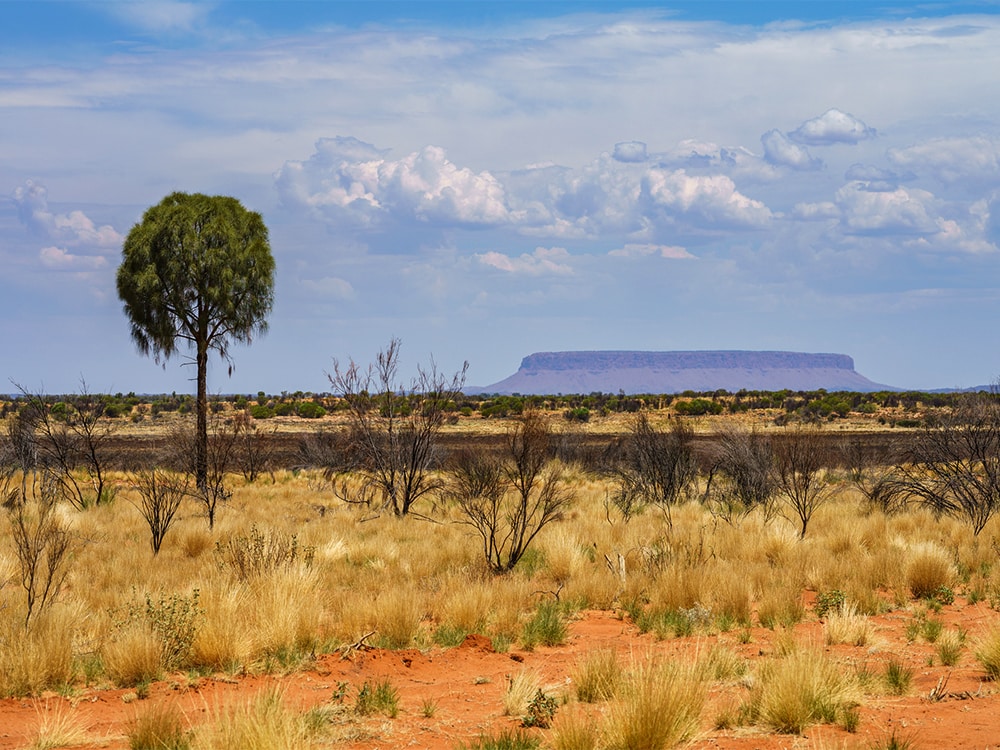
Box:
[27, 701, 93, 750]
[601, 655, 707, 750]
[571, 647, 622, 703]
[194, 688, 315, 750]
[906, 542, 956, 600]
[824, 602, 875, 647]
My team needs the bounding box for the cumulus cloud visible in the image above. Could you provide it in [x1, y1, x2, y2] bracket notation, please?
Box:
[477, 246, 574, 275]
[761, 129, 822, 170]
[38, 246, 109, 271]
[887, 136, 1000, 185]
[792, 201, 839, 220]
[789, 109, 877, 146]
[658, 140, 778, 180]
[644, 169, 773, 229]
[613, 141, 648, 163]
[608, 243, 694, 259]
[275, 138, 510, 229]
[835, 182, 939, 235]
[13, 180, 123, 251]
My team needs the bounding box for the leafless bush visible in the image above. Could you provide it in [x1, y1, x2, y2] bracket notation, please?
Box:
[232, 410, 276, 482]
[890, 395, 1000, 534]
[129, 468, 190, 554]
[773, 428, 832, 538]
[706, 428, 778, 525]
[170, 417, 235, 530]
[6, 471, 73, 628]
[14, 383, 118, 510]
[214, 524, 315, 582]
[327, 337, 467, 517]
[608, 413, 696, 529]
[451, 412, 572, 573]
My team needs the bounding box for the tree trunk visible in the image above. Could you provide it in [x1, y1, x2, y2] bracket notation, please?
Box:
[196, 339, 208, 494]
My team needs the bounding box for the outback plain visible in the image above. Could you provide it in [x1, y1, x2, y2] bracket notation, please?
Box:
[3, 390, 1000, 750]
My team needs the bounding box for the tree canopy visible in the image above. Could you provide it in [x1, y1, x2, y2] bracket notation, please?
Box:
[116, 192, 275, 493]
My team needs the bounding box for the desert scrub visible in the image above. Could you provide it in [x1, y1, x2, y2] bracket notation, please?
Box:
[602, 656, 707, 750]
[214, 524, 314, 582]
[745, 648, 861, 734]
[937, 628, 964, 666]
[521, 688, 559, 728]
[116, 590, 203, 671]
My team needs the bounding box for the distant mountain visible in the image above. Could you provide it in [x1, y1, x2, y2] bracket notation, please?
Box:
[471, 350, 898, 395]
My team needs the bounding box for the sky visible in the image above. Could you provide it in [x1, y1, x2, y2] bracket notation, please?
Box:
[3, 1, 1000, 395]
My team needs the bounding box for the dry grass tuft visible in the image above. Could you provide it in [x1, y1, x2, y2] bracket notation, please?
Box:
[572, 647, 622, 703]
[601, 656, 706, 750]
[906, 542, 955, 600]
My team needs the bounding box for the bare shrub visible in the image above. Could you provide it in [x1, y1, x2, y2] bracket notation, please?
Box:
[326, 337, 467, 517]
[14, 384, 118, 510]
[232, 409, 276, 483]
[214, 524, 314, 582]
[6, 472, 73, 628]
[128, 468, 190, 554]
[773, 428, 831, 538]
[891, 395, 1000, 534]
[451, 412, 572, 574]
[708, 428, 778, 524]
[608, 413, 696, 529]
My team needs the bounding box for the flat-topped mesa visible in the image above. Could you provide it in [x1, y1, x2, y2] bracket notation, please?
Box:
[519, 350, 855, 373]
[476, 350, 895, 395]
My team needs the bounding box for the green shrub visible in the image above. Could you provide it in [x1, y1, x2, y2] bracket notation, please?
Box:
[522, 601, 567, 649]
[355, 678, 399, 718]
[522, 689, 558, 728]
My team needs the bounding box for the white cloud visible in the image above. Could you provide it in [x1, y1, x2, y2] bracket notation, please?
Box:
[761, 129, 822, 170]
[887, 136, 1000, 185]
[38, 246, 108, 271]
[12, 180, 123, 252]
[644, 169, 773, 229]
[835, 182, 938, 235]
[275, 139, 510, 229]
[792, 201, 839, 220]
[789, 109, 876, 146]
[477, 246, 574, 275]
[608, 243, 694, 259]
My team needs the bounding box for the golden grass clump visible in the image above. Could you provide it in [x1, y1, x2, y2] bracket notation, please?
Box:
[0, 606, 78, 697]
[503, 669, 543, 717]
[549, 706, 599, 750]
[102, 623, 163, 688]
[824, 602, 875, 647]
[194, 688, 314, 750]
[906, 542, 956, 600]
[974, 624, 1000, 680]
[746, 647, 861, 734]
[572, 647, 622, 703]
[27, 701, 92, 750]
[601, 656, 707, 750]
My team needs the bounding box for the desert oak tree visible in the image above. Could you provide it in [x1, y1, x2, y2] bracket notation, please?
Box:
[116, 193, 275, 493]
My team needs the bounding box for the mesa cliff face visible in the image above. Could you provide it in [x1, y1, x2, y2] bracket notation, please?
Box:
[476, 350, 896, 395]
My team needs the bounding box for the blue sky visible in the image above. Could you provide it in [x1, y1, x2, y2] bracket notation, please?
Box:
[3, 1, 1000, 394]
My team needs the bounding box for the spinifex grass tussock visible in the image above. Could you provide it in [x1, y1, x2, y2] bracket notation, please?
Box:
[190, 580, 253, 672]
[28, 700, 92, 750]
[0, 605, 77, 697]
[195, 688, 316, 750]
[457, 728, 541, 750]
[102, 623, 163, 688]
[906, 542, 956, 600]
[248, 567, 326, 661]
[572, 647, 622, 702]
[937, 628, 964, 666]
[746, 648, 861, 734]
[127, 702, 191, 750]
[824, 602, 874, 647]
[974, 624, 1000, 679]
[354, 678, 399, 718]
[550, 707, 599, 750]
[522, 599, 567, 649]
[602, 655, 707, 750]
[883, 657, 913, 695]
[373, 588, 424, 649]
[699, 643, 749, 682]
[504, 669, 542, 717]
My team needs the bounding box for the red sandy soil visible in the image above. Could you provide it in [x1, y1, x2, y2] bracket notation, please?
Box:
[3, 603, 1000, 750]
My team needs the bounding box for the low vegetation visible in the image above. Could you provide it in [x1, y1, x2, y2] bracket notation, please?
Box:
[3, 388, 1000, 747]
